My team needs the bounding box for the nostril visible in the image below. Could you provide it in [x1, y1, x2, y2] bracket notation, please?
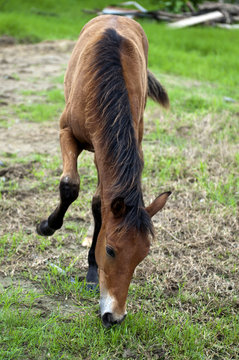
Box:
[102, 312, 115, 328]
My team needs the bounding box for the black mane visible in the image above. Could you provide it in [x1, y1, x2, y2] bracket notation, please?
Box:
[89, 28, 153, 236]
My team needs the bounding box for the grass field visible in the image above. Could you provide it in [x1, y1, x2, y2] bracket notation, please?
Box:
[0, 1, 239, 359]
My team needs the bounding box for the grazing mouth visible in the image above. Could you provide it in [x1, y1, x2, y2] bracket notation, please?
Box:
[102, 312, 126, 328]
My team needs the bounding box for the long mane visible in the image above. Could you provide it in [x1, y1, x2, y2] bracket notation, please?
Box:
[87, 28, 153, 236]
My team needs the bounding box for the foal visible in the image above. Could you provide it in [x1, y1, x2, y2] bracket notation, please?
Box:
[37, 15, 170, 328]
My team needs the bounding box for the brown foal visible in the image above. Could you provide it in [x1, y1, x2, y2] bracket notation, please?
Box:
[37, 15, 171, 328]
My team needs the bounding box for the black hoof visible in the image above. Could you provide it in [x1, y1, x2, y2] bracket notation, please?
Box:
[36, 220, 55, 236]
[86, 282, 99, 292]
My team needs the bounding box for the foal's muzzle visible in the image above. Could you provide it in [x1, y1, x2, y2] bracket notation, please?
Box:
[102, 312, 126, 328]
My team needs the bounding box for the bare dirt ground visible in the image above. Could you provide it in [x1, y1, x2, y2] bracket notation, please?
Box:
[0, 40, 238, 319]
[0, 40, 75, 156]
[0, 40, 89, 315]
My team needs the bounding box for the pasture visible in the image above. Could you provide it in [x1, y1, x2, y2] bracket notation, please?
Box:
[0, 1, 239, 359]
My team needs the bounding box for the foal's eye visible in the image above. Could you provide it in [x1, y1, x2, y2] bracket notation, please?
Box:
[106, 246, 115, 258]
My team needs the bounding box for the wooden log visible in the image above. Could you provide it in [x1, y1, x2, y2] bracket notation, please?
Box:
[217, 24, 239, 29]
[154, 10, 191, 21]
[168, 11, 224, 28]
[101, 7, 140, 16]
[100, 6, 188, 21]
[233, 16, 239, 22]
[198, 2, 239, 15]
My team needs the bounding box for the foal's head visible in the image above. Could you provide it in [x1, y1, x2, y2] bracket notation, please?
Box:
[95, 192, 171, 328]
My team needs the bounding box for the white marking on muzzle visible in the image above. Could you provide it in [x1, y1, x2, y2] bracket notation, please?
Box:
[100, 291, 127, 322]
[100, 291, 114, 316]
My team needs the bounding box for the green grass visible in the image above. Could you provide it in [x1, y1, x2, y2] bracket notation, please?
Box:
[14, 88, 65, 123]
[1, 279, 238, 360]
[145, 23, 239, 90]
[15, 103, 61, 122]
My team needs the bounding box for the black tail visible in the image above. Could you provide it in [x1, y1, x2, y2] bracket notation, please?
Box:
[147, 70, 169, 109]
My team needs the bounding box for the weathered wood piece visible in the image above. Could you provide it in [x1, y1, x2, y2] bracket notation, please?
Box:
[218, 23, 239, 29]
[168, 11, 224, 28]
[153, 10, 191, 21]
[101, 6, 141, 17]
[197, 1, 239, 25]
[198, 2, 239, 15]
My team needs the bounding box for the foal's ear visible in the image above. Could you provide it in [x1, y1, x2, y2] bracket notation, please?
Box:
[111, 197, 126, 218]
[146, 191, 171, 218]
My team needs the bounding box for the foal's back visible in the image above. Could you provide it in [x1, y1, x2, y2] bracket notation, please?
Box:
[61, 15, 149, 149]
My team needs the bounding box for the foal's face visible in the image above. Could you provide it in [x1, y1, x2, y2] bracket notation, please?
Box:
[95, 192, 171, 328]
[96, 224, 150, 328]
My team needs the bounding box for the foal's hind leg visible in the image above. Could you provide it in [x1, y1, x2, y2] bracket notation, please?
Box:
[37, 127, 82, 236]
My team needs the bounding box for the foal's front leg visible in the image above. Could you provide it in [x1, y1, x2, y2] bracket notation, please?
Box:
[86, 190, 101, 288]
[37, 127, 82, 236]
